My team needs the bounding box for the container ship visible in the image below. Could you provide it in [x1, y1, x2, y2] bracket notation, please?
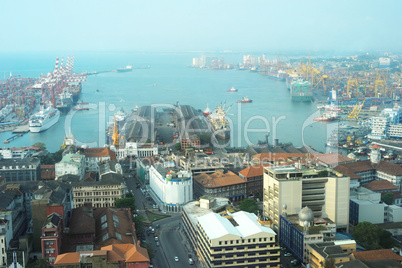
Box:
[266, 68, 286, 81]
[56, 88, 73, 113]
[29, 104, 60, 132]
[208, 104, 231, 139]
[290, 80, 313, 102]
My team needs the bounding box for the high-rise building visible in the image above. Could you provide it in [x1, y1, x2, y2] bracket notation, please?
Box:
[263, 166, 350, 232]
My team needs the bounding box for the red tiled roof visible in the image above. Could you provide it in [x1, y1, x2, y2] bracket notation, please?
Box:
[41, 165, 55, 180]
[370, 144, 383, 149]
[194, 170, 246, 188]
[54, 252, 80, 264]
[364, 180, 399, 191]
[239, 164, 270, 178]
[79, 148, 117, 162]
[376, 161, 402, 176]
[352, 249, 402, 262]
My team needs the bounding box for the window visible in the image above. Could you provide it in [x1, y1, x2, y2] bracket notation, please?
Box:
[102, 233, 109, 241]
[116, 233, 122, 240]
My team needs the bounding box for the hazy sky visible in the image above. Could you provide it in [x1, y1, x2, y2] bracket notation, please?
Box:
[1, 0, 401, 53]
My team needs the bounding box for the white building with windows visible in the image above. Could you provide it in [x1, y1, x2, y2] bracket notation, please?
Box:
[55, 154, 85, 180]
[149, 163, 192, 212]
[0, 219, 12, 267]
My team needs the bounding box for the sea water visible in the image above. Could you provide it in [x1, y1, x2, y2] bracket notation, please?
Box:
[0, 51, 334, 153]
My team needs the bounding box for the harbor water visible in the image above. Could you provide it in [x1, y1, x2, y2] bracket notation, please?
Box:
[0, 52, 335, 153]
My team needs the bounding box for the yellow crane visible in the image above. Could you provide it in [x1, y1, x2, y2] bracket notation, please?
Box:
[112, 117, 120, 146]
[348, 99, 365, 119]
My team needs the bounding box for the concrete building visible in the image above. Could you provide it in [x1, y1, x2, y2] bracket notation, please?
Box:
[306, 240, 356, 268]
[0, 157, 41, 182]
[41, 212, 63, 265]
[77, 147, 117, 173]
[238, 164, 266, 199]
[349, 187, 402, 225]
[0, 219, 12, 266]
[98, 160, 123, 180]
[279, 207, 338, 263]
[55, 154, 85, 180]
[54, 243, 150, 267]
[194, 170, 247, 202]
[182, 197, 280, 268]
[149, 163, 192, 212]
[125, 141, 158, 158]
[263, 166, 350, 232]
[71, 174, 126, 209]
[172, 152, 225, 176]
[369, 116, 391, 140]
[136, 156, 158, 185]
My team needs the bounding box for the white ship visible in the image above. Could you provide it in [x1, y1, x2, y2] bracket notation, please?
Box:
[29, 105, 60, 132]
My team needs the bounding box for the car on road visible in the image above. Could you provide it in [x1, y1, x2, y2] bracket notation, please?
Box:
[156, 241, 160, 246]
[188, 258, 194, 265]
[174, 256, 179, 262]
[161, 210, 167, 214]
[284, 252, 292, 257]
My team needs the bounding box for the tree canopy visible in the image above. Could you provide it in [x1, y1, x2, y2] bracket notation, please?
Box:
[381, 192, 395, 205]
[239, 198, 259, 214]
[32, 142, 46, 150]
[115, 195, 136, 212]
[352, 221, 397, 250]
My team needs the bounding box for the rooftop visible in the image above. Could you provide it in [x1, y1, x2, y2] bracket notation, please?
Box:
[194, 170, 246, 188]
[364, 179, 399, 192]
[197, 211, 276, 240]
[352, 249, 402, 262]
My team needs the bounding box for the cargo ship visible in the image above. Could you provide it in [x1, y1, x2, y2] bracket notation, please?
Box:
[237, 96, 252, 103]
[313, 111, 338, 121]
[266, 68, 286, 81]
[226, 86, 238, 92]
[208, 104, 231, 139]
[202, 104, 211, 116]
[290, 80, 313, 102]
[56, 88, 73, 113]
[29, 104, 60, 132]
[117, 65, 133, 72]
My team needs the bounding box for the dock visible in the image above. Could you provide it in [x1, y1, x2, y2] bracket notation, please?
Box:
[4, 132, 26, 144]
[12, 124, 30, 133]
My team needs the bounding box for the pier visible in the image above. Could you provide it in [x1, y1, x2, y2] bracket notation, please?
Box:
[4, 132, 26, 144]
[12, 124, 30, 133]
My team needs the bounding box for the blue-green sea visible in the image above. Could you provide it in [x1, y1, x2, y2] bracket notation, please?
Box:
[0, 52, 335, 153]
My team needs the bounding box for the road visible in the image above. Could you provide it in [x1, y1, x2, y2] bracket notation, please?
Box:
[124, 173, 195, 268]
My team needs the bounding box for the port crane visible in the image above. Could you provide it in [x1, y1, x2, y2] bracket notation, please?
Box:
[348, 99, 365, 119]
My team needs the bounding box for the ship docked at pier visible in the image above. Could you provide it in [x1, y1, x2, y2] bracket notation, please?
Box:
[290, 80, 313, 102]
[29, 104, 60, 132]
[208, 103, 231, 139]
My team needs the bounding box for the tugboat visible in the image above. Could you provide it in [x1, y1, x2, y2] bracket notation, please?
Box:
[237, 97, 252, 103]
[313, 111, 338, 121]
[203, 104, 211, 116]
[226, 86, 238, 92]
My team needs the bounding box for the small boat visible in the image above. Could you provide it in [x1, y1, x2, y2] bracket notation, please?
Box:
[226, 86, 238, 92]
[237, 97, 252, 103]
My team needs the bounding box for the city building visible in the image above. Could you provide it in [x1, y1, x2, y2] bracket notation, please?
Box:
[54, 243, 150, 267]
[174, 152, 225, 176]
[369, 116, 391, 140]
[306, 240, 356, 268]
[136, 156, 158, 185]
[71, 173, 126, 209]
[77, 147, 117, 173]
[125, 141, 158, 158]
[263, 166, 350, 232]
[349, 187, 402, 225]
[63, 206, 139, 253]
[41, 212, 63, 264]
[0, 157, 41, 182]
[182, 197, 280, 268]
[238, 164, 266, 199]
[41, 165, 55, 180]
[98, 160, 123, 180]
[55, 154, 85, 180]
[0, 218, 12, 267]
[351, 249, 402, 264]
[368, 105, 402, 139]
[149, 163, 192, 212]
[279, 207, 338, 263]
[334, 151, 402, 187]
[194, 170, 247, 202]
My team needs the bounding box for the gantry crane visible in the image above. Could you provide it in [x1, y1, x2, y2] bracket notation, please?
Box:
[348, 99, 365, 119]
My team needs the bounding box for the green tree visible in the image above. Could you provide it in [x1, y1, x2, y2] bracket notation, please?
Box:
[174, 143, 181, 151]
[115, 196, 136, 212]
[379, 229, 397, 249]
[381, 192, 395, 205]
[317, 170, 329, 177]
[352, 222, 381, 250]
[142, 242, 155, 259]
[198, 134, 212, 146]
[133, 215, 146, 235]
[32, 142, 46, 150]
[239, 198, 259, 214]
